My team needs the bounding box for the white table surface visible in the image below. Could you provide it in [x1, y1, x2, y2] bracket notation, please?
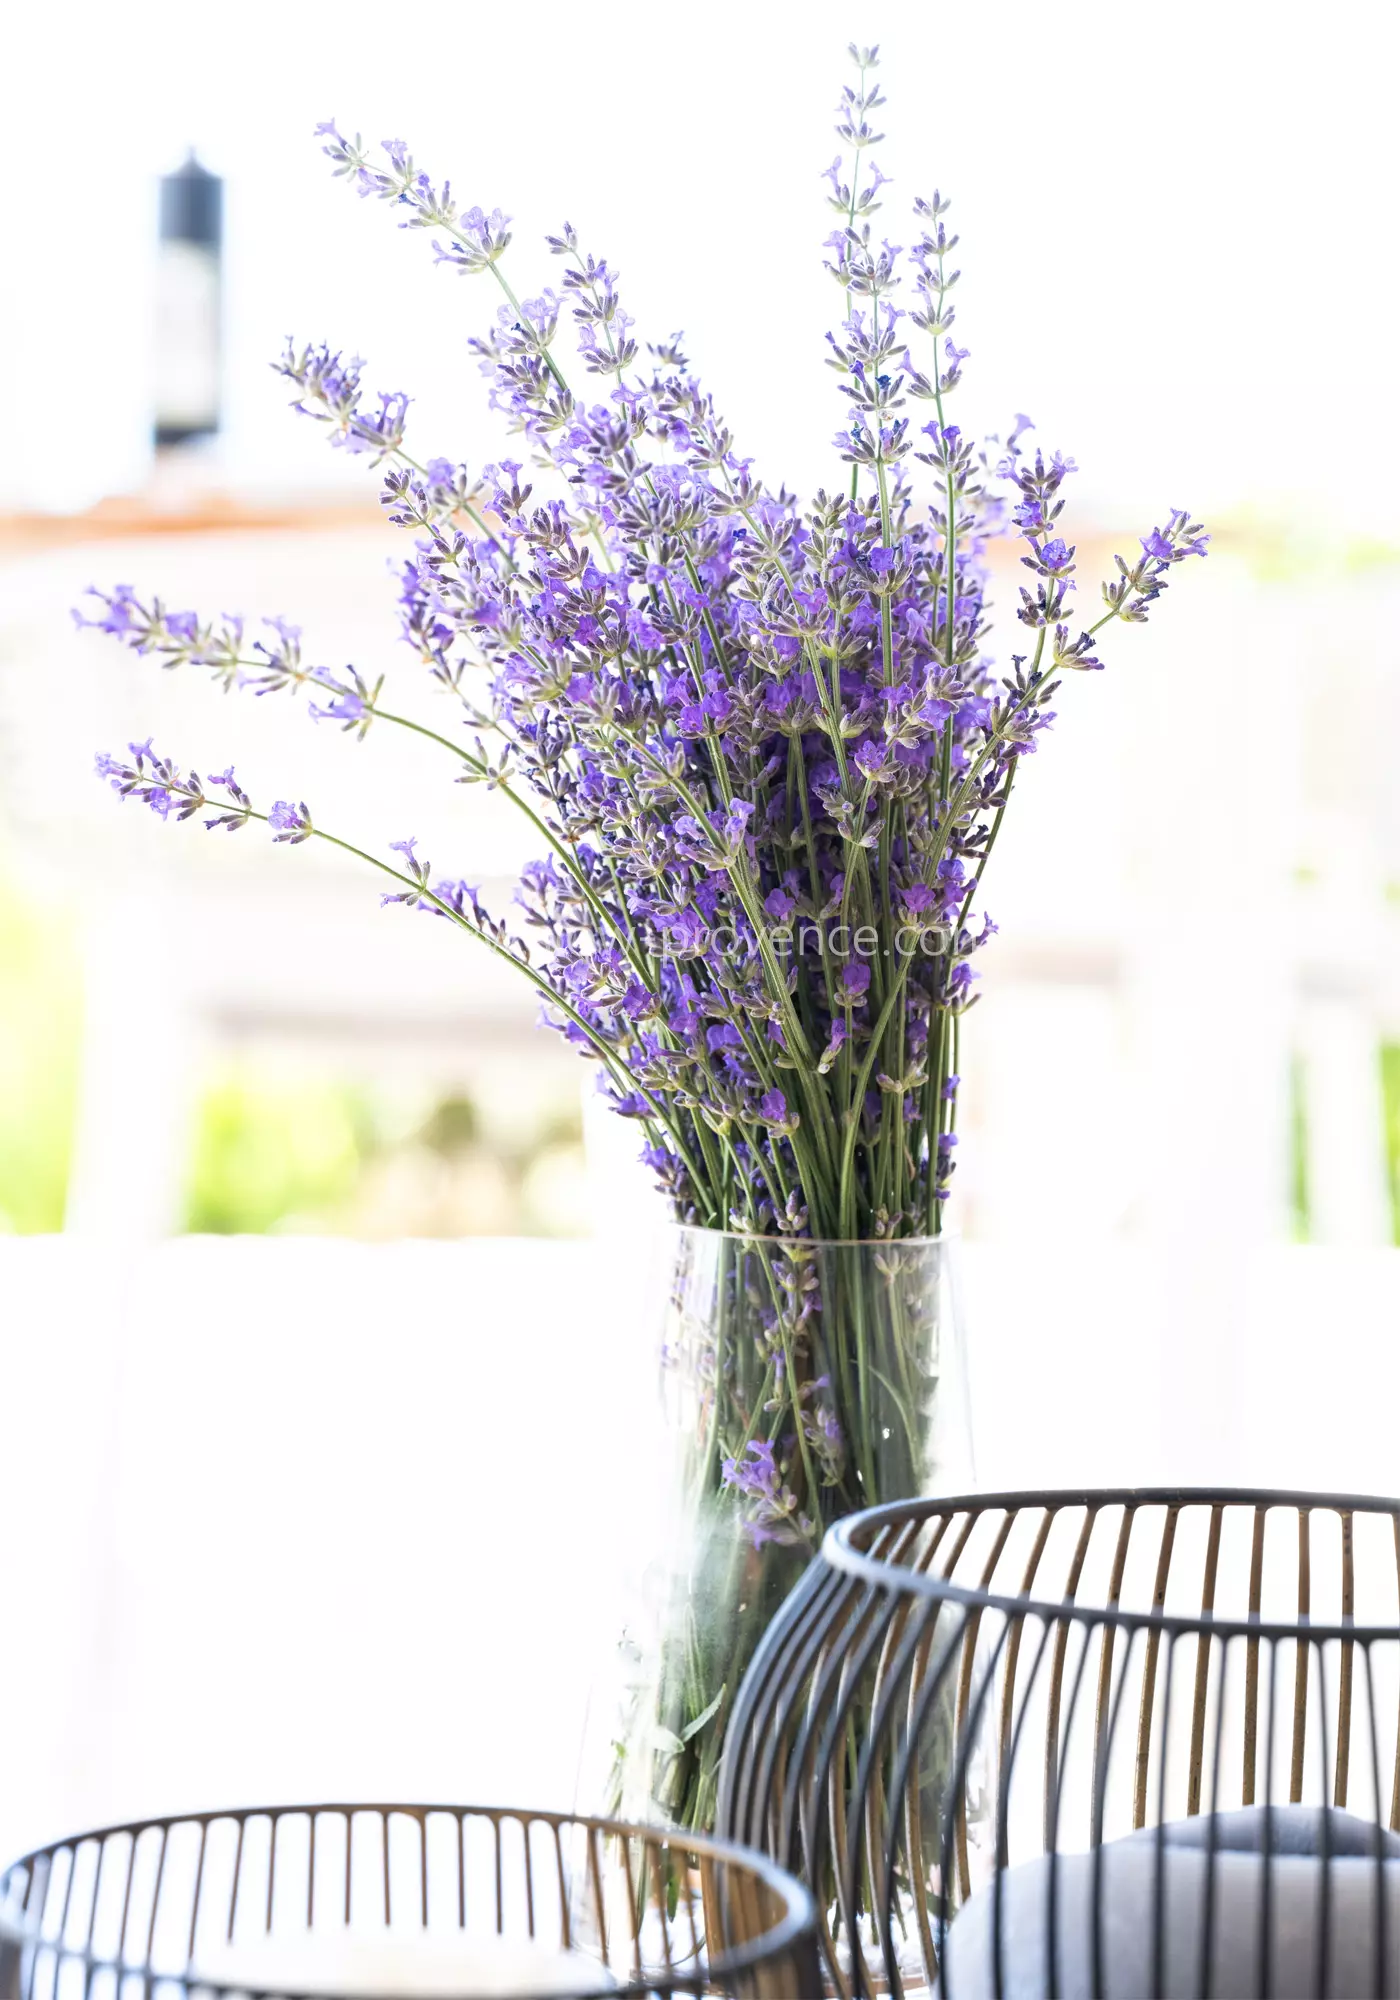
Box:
[2, 1232, 1397, 1867]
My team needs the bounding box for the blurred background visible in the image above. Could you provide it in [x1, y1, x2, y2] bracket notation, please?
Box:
[2, 0, 1398, 1872]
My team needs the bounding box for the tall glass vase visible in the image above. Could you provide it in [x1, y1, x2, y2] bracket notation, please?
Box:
[607, 1226, 972, 1835]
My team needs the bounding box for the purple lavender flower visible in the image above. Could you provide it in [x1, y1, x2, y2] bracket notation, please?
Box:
[719, 1439, 814, 1549]
[308, 689, 366, 725]
[276, 343, 411, 463]
[834, 961, 871, 1009]
[268, 799, 313, 844]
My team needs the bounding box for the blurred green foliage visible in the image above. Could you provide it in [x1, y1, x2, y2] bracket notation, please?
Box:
[1288, 1054, 1311, 1244]
[182, 1069, 586, 1236]
[1220, 510, 1400, 584]
[0, 862, 80, 1231]
[183, 1074, 371, 1234]
[1384, 1045, 1400, 1247]
[1287, 1049, 1400, 1247]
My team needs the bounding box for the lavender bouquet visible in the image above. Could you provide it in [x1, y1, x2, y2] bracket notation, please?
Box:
[83, 48, 1204, 1829]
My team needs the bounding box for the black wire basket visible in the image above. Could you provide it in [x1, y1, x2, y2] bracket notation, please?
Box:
[717, 1486, 1400, 1998]
[0, 1804, 820, 2000]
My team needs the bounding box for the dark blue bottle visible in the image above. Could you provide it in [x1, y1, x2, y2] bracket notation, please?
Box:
[154, 152, 222, 449]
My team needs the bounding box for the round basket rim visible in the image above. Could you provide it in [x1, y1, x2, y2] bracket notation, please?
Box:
[0, 1802, 817, 2000]
[824, 1485, 1400, 1644]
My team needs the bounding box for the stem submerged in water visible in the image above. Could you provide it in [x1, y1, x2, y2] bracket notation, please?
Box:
[611, 1229, 965, 1835]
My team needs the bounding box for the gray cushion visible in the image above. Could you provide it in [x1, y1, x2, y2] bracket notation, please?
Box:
[943, 1809, 1400, 1999]
[1127, 1804, 1400, 1860]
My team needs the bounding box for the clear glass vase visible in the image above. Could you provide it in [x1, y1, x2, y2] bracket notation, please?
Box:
[606, 1226, 972, 1835]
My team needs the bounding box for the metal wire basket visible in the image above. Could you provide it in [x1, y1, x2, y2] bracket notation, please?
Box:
[0, 1804, 820, 2000]
[717, 1486, 1400, 1998]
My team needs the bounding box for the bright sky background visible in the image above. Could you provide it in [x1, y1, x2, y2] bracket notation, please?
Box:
[2, 0, 1396, 538]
